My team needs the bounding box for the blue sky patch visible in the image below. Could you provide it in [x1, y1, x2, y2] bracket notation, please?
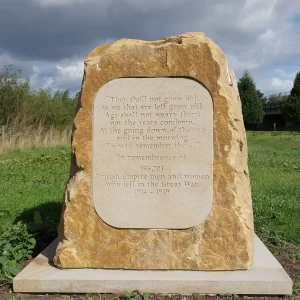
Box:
[291, 14, 300, 24]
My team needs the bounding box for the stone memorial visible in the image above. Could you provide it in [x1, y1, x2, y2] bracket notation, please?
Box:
[54, 32, 254, 270]
[13, 32, 293, 295]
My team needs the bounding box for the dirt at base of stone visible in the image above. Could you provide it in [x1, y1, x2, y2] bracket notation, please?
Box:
[1, 290, 299, 300]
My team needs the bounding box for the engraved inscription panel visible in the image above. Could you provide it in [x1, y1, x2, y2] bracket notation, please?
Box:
[93, 77, 213, 229]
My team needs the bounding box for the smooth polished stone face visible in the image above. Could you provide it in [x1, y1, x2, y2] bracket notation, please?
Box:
[92, 77, 213, 229]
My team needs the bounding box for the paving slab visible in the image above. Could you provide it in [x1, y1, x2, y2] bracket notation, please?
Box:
[13, 235, 292, 295]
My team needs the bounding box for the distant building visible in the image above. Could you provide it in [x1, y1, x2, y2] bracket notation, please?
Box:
[260, 101, 287, 130]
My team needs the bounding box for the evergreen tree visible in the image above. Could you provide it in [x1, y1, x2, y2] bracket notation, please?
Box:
[285, 72, 300, 125]
[238, 70, 263, 128]
[257, 89, 267, 104]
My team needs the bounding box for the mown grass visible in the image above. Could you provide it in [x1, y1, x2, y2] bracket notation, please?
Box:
[0, 131, 299, 247]
[248, 131, 300, 245]
[0, 146, 70, 227]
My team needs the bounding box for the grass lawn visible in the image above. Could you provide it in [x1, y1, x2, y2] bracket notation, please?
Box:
[0, 131, 300, 296]
[0, 146, 70, 228]
[248, 131, 300, 245]
[0, 131, 300, 246]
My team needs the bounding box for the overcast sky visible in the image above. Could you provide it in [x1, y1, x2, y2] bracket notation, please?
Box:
[0, 0, 299, 96]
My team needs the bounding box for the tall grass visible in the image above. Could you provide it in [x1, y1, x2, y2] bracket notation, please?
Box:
[0, 122, 71, 153]
[0, 66, 77, 153]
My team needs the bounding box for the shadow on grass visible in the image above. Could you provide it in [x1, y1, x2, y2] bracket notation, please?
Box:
[14, 201, 63, 255]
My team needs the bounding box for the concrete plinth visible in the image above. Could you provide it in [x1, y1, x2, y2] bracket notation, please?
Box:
[13, 235, 292, 295]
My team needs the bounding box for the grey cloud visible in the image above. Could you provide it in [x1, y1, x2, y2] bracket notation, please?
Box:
[0, 0, 240, 61]
[0, 0, 299, 95]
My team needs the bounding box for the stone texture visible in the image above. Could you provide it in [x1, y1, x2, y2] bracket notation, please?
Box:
[14, 236, 292, 294]
[54, 32, 254, 270]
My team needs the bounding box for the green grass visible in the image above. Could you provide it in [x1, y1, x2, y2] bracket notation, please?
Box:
[248, 131, 300, 245]
[0, 132, 299, 247]
[0, 146, 70, 227]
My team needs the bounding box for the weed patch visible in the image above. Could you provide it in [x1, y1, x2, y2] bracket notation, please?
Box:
[0, 222, 35, 280]
[122, 290, 150, 300]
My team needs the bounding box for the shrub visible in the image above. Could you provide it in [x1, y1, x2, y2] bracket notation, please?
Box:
[238, 70, 264, 128]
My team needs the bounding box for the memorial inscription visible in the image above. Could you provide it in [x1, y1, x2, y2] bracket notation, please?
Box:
[93, 77, 213, 229]
[55, 33, 254, 271]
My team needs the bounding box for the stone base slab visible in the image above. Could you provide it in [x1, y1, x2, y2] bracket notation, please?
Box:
[13, 235, 292, 295]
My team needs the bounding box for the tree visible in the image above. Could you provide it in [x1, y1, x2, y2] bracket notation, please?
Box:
[238, 70, 264, 128]
[0, 65, 30, 126]
[284, 72, 300, 125]
[257, 89, 267, 104]
[268, 93, 288, 103]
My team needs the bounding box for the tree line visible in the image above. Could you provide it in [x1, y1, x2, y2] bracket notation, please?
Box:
[0, 64, 299, 132]
[0, 65, 78, 130]
[238, 70, 300, 129]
